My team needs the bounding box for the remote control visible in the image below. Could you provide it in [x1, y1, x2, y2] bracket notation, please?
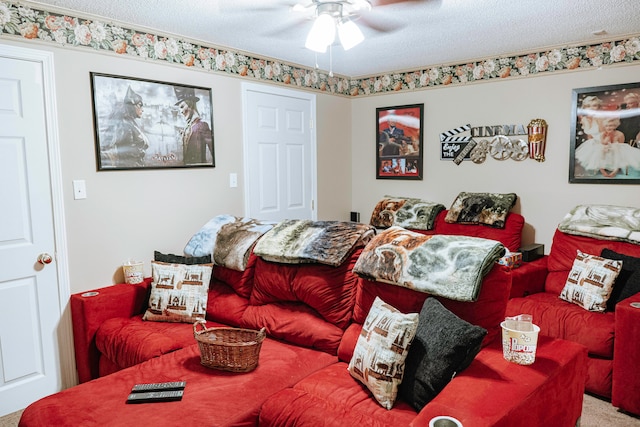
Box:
[126, 390, 184, 404]
[131, 381, 186, 393]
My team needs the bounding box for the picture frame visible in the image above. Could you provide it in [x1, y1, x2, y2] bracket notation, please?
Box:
[90, 72, 215, 171]
[376, 104, 424, 180]
[569, 82, 640, 184]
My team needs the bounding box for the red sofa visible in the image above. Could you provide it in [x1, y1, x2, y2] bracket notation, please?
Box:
[507, 228, 640, 416]
[19, 221, 586, 426]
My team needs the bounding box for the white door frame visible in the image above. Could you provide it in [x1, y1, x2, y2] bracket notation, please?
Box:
[0, 43, 75, 390]
[241, 82, 318, 220]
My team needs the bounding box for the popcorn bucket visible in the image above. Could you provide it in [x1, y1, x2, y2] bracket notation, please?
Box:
[527, 118, 548, 162]
[501, 320, 540, 365]
[122, 260, 144, 284]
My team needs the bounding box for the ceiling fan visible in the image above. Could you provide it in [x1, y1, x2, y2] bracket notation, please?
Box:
[289, 0, 424, 52]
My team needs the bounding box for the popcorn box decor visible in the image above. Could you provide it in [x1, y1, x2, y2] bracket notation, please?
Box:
[498, 252, 522, 269]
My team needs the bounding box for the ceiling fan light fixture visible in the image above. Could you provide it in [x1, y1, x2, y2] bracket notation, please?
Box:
[305, 13, 336, 53]
[338, 19, 364, 50]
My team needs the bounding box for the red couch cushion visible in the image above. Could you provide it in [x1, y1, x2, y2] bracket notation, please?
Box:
[20, 340, 337, 427]
[545, 229, 640, 295]
[206, 280, 250, 326]
[416, 210, 524, 252]
[259, 363, 418, 427]
[242, 250, 361, 354]
[347, 263, 511, 360]
[211, 252, 257, 298]
[94, 315, 207, 371]
[506, 292, 615, 358]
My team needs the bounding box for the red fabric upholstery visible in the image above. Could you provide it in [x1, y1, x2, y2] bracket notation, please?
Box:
[612, 293, 640, 415]
[509, 256, 548, 298]
[417, 210, 524, 252]
[351, 263, 511, 349]
[409, 337, 587, 427]
[206, 279, 250, 326]
[242, 250, 361, 354]
[70, 280, 150, 383]
[261, 337, 587, 427]
[506, 228, 640, 405]
[212, 253, 257, 298]
[545, 230, 640, 295]
[94, 316, 222, 374]
[20, 341, 337, 427]
[249, 250, 361, 329]
[507, 292, 614, 358]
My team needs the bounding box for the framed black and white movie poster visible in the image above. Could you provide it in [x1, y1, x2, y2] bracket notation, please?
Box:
[376, 104, 424, 180]
[569, 82, 640, 184]
[90, 73, 215, 171]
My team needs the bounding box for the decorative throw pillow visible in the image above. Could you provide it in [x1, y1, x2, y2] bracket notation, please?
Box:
[601, 248, 640, 310]
[444, 192, 517, 228]
[559, 250, 622, 312]
[399, 297, 487, 411]
[348, 296, 418, 410]
[369, 196, 445, 230]
[154, 251, 212, 265]
[143, 261, 212, 323]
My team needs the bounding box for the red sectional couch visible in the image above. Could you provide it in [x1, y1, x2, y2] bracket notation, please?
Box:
[19, 218, 587, 426]
[507, 228, 640, 416]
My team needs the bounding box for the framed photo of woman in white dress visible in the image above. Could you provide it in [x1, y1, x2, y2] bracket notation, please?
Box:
[569, 82, 640, 184]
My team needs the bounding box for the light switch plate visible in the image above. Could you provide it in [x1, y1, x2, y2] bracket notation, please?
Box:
[229, 173, 238, 188]
[73, 180, 87, 200]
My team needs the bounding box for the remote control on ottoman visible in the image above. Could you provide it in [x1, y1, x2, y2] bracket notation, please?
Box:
[131, 381, 186, 393]
[126, 390, 184, 404]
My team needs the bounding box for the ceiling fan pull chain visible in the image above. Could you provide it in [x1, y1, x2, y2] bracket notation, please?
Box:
[329, 44, 334, 77]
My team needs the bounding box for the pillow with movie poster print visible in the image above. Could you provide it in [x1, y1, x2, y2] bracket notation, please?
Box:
[445, 192, 517, 228]
[399, 297, 486, 411]
[143, 261, 212, 323]
[601, 248, 640, 310]
[559, 250, 622, 312]
[348, 296, 418, 410]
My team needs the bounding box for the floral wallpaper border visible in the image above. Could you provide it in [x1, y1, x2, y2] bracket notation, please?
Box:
[1, 1, 640, 98]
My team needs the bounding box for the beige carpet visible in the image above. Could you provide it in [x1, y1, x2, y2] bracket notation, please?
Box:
[1, 394, 639, 426]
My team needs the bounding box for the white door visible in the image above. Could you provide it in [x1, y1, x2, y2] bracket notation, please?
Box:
[242, 83, 316, 222]
[0, 46, 69, 416]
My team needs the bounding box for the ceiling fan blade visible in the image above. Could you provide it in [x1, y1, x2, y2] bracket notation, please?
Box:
[356, 10, 405, 33]
[371, 0, 426, 6]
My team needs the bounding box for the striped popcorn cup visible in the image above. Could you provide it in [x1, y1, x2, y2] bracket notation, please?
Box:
[527, 118, 548, 162]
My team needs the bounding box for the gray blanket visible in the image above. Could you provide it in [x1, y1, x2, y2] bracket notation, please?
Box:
[353, 226, 505, 302]
[253, 219, 375, 267]
[558, 204, 640, 245]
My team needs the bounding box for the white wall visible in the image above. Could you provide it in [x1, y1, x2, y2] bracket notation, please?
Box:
[351, 64, 640, 251]
[1, 38, 352, 294]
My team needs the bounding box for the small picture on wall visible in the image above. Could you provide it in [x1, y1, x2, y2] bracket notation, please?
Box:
[90, 73, 215, 171]
[569, 82, 640, 184]
[376, 104, 424, 180]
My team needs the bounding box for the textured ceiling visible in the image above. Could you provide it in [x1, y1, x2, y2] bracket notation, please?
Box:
[31, 0, 640, 77]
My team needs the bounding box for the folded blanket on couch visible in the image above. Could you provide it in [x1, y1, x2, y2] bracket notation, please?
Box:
[254, 220, 375, 267]
[369, 196, 445, 230]
[558, 204, 640, 245]
[353, 226, 505, 302]
[184, 215, 275, 271]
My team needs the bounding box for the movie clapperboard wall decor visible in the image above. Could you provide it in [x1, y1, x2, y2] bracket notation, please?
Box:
[439, 121, 547, 165]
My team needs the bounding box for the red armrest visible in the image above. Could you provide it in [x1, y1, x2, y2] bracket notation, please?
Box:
[70, 279, 151, 383]
[612, 292, 640, 416]
[509, 256, 548, 298]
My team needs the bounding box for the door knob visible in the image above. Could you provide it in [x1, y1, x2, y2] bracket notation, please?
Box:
[38, 253, 53, 265]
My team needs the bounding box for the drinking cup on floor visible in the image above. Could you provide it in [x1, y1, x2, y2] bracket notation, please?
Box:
[501, 320, 540, 365]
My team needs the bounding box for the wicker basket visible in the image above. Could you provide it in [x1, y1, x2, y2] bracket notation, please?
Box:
[193, 320, 266, 372]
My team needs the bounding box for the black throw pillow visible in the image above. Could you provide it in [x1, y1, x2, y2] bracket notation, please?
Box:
[153, 251, 212, 265]
[399, 297, 487, 412]
[601, 248, 640, 311]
